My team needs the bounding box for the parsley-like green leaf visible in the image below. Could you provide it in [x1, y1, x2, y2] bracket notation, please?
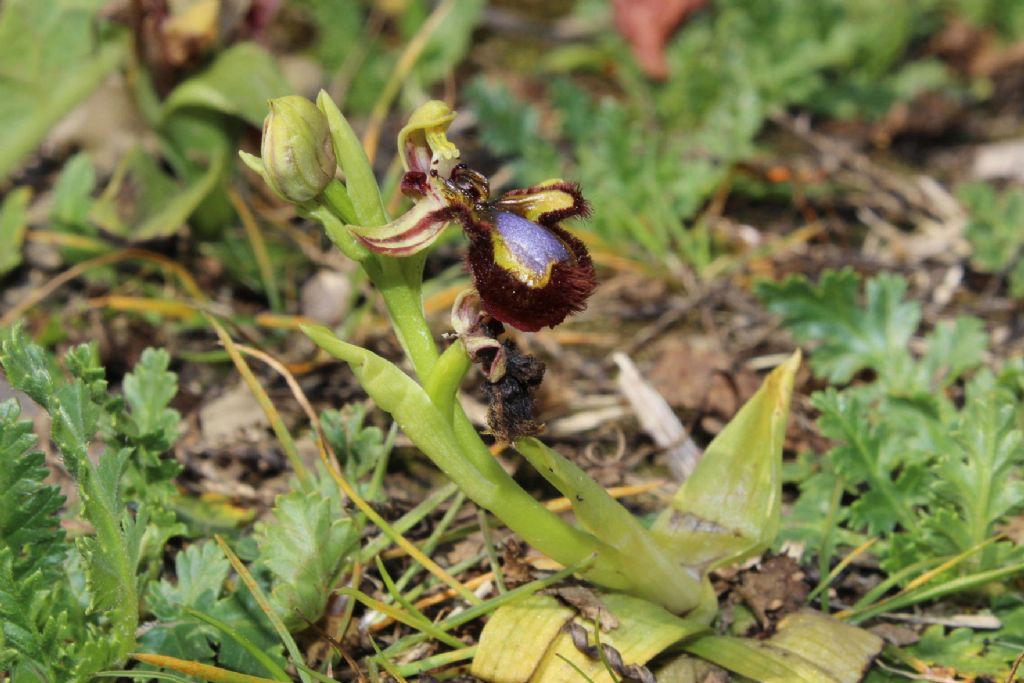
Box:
[142, 541, 229, 660]
[757, 269, 919, 383]
[0, 325, 138, 671]
[255, 468, 358, 628]
[140, 541, 284, 675]
[321, 403, 393, 492]
[0, 400, 65, 582]
[122, 348, 180, 452]
[813, 388, 927, 534]
[922, 372, 1024, 564]
[960, 182, 1024, 297]
[907, 623, 1019, 677]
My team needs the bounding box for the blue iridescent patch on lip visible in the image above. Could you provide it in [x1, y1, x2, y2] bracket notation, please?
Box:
[494, 210, 570, 278]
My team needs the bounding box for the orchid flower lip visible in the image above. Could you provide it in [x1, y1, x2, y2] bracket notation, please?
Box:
[351, 99, 599, 331]
[491, 210, 572, 286]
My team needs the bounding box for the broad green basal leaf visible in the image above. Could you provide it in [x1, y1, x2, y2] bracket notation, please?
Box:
[472, 593, 706, 683]
[161, 42, 290, 127]
[89, 134, 229, 241]
[651, 351, 800, 573]
[0, 187, 31, 276]
[684, 611, 883, 683]
[0, 0, 127, 179]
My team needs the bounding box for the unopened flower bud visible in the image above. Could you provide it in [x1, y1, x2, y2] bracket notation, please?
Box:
[260, 95, 336, 203]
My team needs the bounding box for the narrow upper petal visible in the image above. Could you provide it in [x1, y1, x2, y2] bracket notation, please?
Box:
[347, 196, 458, 257]
[494, 180, 589, 226]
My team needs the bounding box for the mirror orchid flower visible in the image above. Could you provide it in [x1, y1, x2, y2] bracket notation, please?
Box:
[348, 101, 597, 332]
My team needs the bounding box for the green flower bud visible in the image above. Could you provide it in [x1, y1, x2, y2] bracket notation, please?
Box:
[260, 95, 336, 203]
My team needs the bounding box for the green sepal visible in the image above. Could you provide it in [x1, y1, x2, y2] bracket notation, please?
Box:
[316, 90, 387, 226]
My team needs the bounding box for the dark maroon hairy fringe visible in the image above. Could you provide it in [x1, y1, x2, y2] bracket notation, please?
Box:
[465, 221, 597, 332]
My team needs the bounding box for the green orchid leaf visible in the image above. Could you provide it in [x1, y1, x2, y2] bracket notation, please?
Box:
[472, 593, 706, 683]
[470, 595, 574, 683]
[0, 186, 30, 276]
[0, 0, 127, 180]
[685, 611, 881, 683]
[650, 351, 799, 573]
[161, 42, 290, 127]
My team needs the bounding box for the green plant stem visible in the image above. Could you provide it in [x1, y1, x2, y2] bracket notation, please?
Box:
[391, 647, 477, 678]
[309, 205, 374, 272]
[357, 261, 666, 599]
[516, 437, 701, 613]
[319, 179, 359, 224]
[375, 257, 440, 380]
[424, 339, 472, 419]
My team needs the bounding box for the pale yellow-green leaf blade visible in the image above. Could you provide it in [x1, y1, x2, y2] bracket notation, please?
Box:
[473, 593, 706, 683]
[0, 186, 30, 275]
[768, 612, 883, 683]
[531, 594, 706, 683]
[651, 351, 801, 572]
[470, 595, 574, 683]
[684, 611, 882, 683]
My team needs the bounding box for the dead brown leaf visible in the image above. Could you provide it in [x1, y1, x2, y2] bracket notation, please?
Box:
[611, 0, 708, 80]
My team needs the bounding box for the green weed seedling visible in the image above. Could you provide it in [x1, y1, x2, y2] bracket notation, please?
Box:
[960, 182, 1024, 298]
[759, 269, 1024, 678]
[0, 329, 390, 682]
[239, 92, 884, 681]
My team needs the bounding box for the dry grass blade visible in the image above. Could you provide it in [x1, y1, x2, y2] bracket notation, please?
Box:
[213, 536, 312, 683]
[1, 247, 206, 327]
[205, 315, 311, 482]
[130, 652, 282, 683]
[544, 481, 666, 514]
[807, 536, 879, 602]
[228, 188, 281, 312]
